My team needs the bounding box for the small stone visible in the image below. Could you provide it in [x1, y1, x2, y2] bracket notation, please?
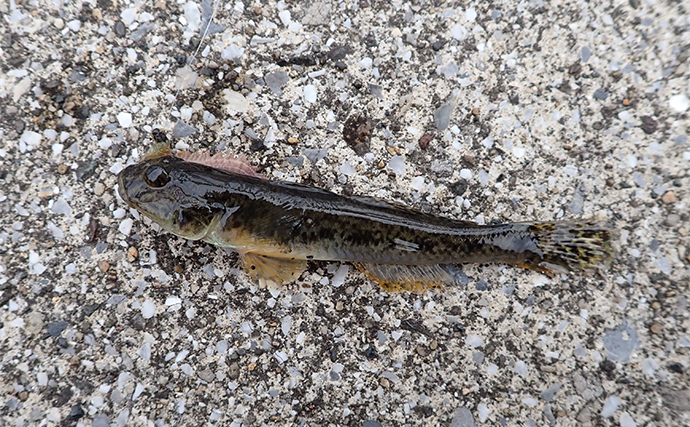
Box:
[127, 247, 139, 262]
[93, 182, 105, 196]
[666, 214, 680, 227]
[287, 137, 299, 144]
[661, 191, 676, 204]
[98, 260, 110, 273]
[669, 94, 689, 113]
[650, 323, 663, 334]
[335, 301, 344, 311]
[57, 164, 69, 174]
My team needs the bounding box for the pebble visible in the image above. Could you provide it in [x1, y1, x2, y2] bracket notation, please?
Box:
[603, 319, 640, 362]
[650, 323, 663, 334]
[304, 84, 317, 103]
[388, 155, 405, 176]
[661, 191, 676, 204]
[93, 182, 105, 196]
[465, 335, 483, 348]
[117, 112, 132, 128]
[601, 395, 621, 418]
[669, 94, 689, 113]
[127, 247, 139, 262]
[57, 164, 69, 174]
[450, 407, 475, 427]
[666, 214, 680, 227]
[97, 260, 110, 273]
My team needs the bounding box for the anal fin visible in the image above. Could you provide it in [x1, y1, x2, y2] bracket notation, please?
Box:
[354, 263, 453, 293]
[241, 252, 307, 287]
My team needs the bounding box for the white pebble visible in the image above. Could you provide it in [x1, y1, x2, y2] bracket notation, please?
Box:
[117, 112, 132, 128]
[110, 162, 124, 175]
[563, 165, 578, 176]
[67, 20, 81, 32]
[332, 265, 349, 287]
[183, 2, 201, 31]
[466, 8, 477, 21]
[52, 144, 64, 155]
[304, 84, 317, 103]
[460, 169, 472, 179]
[410, 176, 426, 192]
[274, 351, 288, 363]
[465, 334, 483, 348]
[121, 8, 137, 25]
[21, 130, 42, 147]
[340, 161, 356, 176]
[118, 218, 133, 235]
[221, 44, 245, 60]
[141, 300, 155, 319]
[37, 372, 48, 386]
[98, 138, 112, 149]
[514, 360, 528, 376]
[223, 89, 248, 113]
[620, 412, 637, 427]
[451, 24, 468, 40]
[165, 297, 182, 306]
[278, 10, 291, 26]
[113, 208, 127, 219]
[477, 404, 490, 421]
[361, 57, 373, 68]
[133, 383, 146, 400]
[513, 146, 525, 158]
[669, 94, 689, 113]
[389, 155, 406, 176]
[52, 197, 72, 216]
[240, 321, 253, 333]
[522, 397, 537, 406]
[601, 395, 621, 418]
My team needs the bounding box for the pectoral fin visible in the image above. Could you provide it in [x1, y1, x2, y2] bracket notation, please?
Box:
[354, 263, 453, 293]
[241, 252, 307, 287]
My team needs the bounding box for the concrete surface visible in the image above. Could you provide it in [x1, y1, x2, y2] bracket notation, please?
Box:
[1, 0, 689, 426]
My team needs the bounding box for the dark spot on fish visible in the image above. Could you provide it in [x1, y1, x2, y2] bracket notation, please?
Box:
[251, 265, 256, 270]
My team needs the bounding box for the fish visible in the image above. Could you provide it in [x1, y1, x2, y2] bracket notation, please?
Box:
[117, 145, 614, 292]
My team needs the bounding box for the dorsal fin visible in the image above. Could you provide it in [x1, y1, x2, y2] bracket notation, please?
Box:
[176, 151, 264, 178]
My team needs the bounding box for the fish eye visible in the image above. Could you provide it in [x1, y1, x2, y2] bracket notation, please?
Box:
[143, 166, 170, 188]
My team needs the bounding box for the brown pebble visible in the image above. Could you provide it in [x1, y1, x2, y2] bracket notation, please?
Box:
[57, 164, 69, 174]
[379, 377, 390, 388]
[97, 260, 110, 273]
[622, 98, 630, 106]
[386, 146, 397, 155]
[661, 191, 676, 204]
[606, 177, 615, 187]
[127, 247, 139, 262]
[429, 340, 438, 350]
[667, 290, 676, 297]
[471, 107, 480, 115]
[377, 160, 385, 168]
[287, 137, 298, 144]
[651, 301, 661, 310]
[416, 345, 429, 357]
[174, 264, 184, 274]
[335, 301, 344, 311]
[650, 323, 663, 334]
[18, 391, 29, 401]
[418, 133, 434, 149]
[248, 362, 256, 371]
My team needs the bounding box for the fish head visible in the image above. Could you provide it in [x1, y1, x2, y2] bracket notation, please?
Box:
[117, 156, 220, 240]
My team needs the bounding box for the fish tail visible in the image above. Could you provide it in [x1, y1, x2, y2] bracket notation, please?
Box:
[524, 219, 615, 274]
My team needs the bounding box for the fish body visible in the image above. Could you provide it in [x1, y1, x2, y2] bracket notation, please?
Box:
[117, 153, 613, 292]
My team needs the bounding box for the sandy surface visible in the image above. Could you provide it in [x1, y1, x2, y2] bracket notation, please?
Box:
[1, 0, 689, 426]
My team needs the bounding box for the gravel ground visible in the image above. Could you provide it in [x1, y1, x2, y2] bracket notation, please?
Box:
[1, 0, 689, 426]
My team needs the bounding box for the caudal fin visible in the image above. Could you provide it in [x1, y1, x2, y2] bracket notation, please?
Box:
[525, 220, 615, 274]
